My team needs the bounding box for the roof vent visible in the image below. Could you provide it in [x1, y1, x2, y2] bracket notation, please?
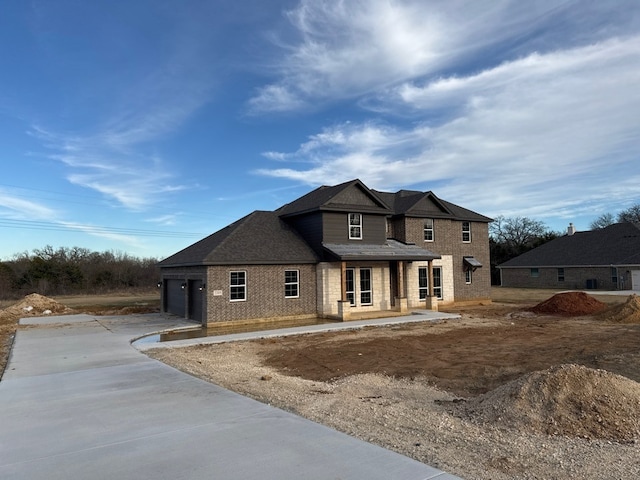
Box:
[567, 223, 576, 236]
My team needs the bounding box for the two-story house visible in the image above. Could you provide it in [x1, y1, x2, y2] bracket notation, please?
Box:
[158, 179, 492, 325]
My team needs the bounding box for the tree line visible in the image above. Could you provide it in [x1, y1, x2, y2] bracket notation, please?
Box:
[0, 246, 160, 300]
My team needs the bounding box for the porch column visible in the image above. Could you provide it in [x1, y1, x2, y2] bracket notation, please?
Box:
[426, 260, 438, 311]
[395, 260, 408, 313]
[338, 261, 350, 321]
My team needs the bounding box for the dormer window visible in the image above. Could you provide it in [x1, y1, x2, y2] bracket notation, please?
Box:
[349, 213, 362, 239]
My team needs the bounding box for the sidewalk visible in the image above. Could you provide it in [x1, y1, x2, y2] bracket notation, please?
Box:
[0, 312, 462, 480]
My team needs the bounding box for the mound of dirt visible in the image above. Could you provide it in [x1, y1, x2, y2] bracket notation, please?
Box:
[599, 294, 640, 324]
[465, 364, 640, 442]
[0, 293, 72, 324]
[530, 291, 607, 316]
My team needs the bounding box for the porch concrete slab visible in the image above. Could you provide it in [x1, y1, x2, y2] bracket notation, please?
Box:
[137, 310, 461, 351]
[0, 313, 463, 480]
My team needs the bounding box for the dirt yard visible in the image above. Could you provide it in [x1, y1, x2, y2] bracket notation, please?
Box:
[148, 289, 640, 480]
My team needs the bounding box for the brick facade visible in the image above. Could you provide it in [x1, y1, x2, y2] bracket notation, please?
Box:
[205, 264, 317, 323]
[398, 218, 491, 302]
[501, 266, 619, 290]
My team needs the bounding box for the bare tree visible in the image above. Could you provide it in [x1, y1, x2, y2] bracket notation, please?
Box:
[590, 212, 615, 230]
[617, 204, 640, 223]
[490, 216, 549, 253]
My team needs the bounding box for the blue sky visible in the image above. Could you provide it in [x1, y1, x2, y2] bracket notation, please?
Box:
[1, 1, 639, 261]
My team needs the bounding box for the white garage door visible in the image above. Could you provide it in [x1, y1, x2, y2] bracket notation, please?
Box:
[632, 270, 640, 291]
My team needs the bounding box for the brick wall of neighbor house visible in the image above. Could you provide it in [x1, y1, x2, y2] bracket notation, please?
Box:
[501, 267, 618, 290]
[317, 262, 392, 317]
[403, 218, 491, 301]
[205, 264, 317, 323]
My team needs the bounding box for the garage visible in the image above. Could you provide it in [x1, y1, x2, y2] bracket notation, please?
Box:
[188, 279, 204, 323]
[164, 279, 186, 318]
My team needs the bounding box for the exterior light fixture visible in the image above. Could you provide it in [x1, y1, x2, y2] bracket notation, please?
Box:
[199, 283, 206, 291]
[157, 281, 163, 288]
[181, 282, 187, 290]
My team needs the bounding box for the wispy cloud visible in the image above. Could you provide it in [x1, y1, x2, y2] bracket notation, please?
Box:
[247, 0, 630, 114]
[26, 4, 218, 211]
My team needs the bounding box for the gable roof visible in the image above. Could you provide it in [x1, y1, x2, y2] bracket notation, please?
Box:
[499, 222, 640, 268]
[277, 179, 391, 217]
[373, 189, 492, 222]
[158, 211, 319, 267]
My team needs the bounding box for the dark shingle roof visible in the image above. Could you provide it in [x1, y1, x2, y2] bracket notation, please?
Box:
[323, 240, 441, 261]
[158, 211, 319, 267]
[372, 189, 492, 222]
[277, 179, 391, 217]
[499, 223, 640, 268]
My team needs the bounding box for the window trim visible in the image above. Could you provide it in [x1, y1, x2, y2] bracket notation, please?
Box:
[348, 213, 363, 240]
[424, 218, 434, 242]
[359, 267, 372, 306]
[462, 221, 471, 243]
[285, 269, 299, 298]
[345, 268, 355, 306]
[229, 270, 247, 302]
[465, 268, 472, 284]
[433, 267, 443, 300]
[557, 267, 565, 282]
[418, 267, 429, 300]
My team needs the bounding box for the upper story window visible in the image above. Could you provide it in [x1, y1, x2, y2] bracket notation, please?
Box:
[462, 221, 471, 243]
[424, 219, 434, 242]
[349, 213, 363, 239]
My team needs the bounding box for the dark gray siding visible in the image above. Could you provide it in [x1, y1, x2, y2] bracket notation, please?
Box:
[323, 212, 387, 244]
[286, 212, 323, 253]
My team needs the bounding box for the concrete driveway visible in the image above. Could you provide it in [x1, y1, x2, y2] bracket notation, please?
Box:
[0, 313, 461, 480]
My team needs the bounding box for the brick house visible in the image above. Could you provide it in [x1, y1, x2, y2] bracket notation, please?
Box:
[498, 222, 640, 291]
[158, 179, 492, 325]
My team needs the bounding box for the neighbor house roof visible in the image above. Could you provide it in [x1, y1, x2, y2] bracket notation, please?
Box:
[498, 222, 640, 268]
[323, 239, 441, 262]
[158, 211, 319, 267]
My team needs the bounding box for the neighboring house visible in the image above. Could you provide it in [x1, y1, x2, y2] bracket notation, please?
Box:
[158, 179, 492, 325]
[498, 222, 640, 291]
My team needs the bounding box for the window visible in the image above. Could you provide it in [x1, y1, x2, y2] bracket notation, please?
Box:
[418, 267, 428, 300]
[230, 271, 246, 301]
[285, 270, 299, 298]
[360, 268, 372, 305]
[611, 267, 618, 285]
[462, 222, 471, 243]
[530, 268, 539, 278]
[465, 269, 472, 284]
[349, 213, 362, 239]
[433, 267, 443, 300]
[557, 268, 565, 282]
[345, 268, 355, 306]
[424, 219, 434, 242]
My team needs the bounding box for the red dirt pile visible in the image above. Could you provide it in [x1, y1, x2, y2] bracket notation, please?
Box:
[465, 364, 640, 442]
[529, 292, 607, 316]
[599, 294, 640, 324]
